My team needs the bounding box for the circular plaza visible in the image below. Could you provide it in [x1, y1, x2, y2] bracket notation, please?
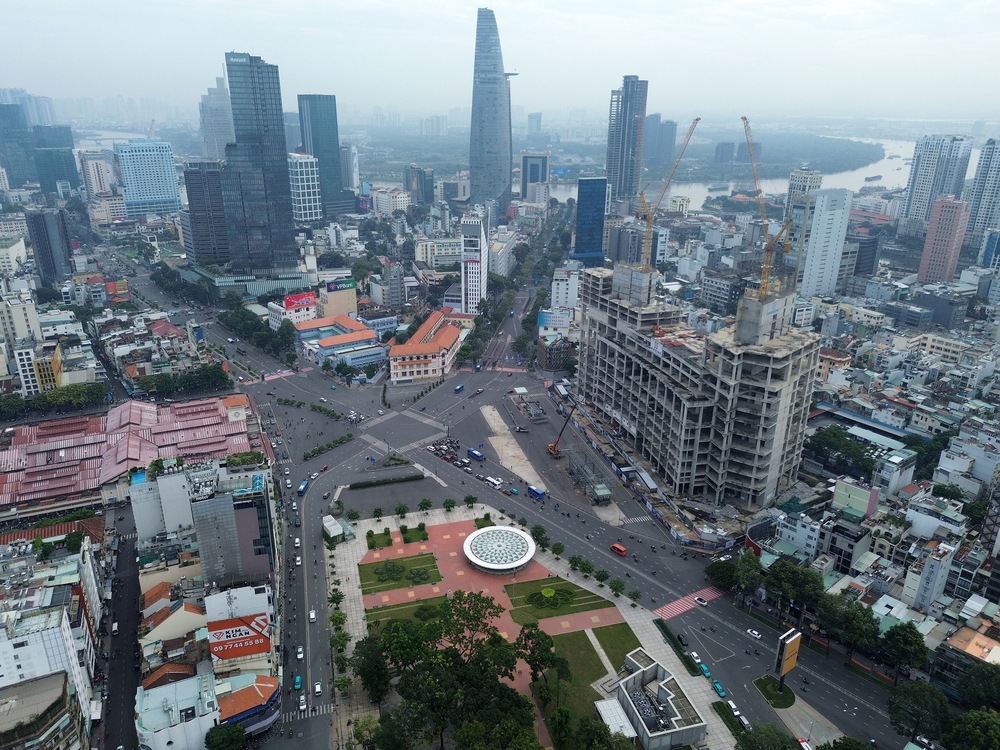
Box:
[462, 526, 536, 574]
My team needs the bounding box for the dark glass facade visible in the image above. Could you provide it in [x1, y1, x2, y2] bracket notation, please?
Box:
[298, 94, 344, 218]
[572, 177, 607, 267]
[184, 160, 230, 268]
[26, 209, 72, 286]
[605, 76, 647, 202]
[222, 52, 296, 273]
[469, 8, 512, 211]
[0, 104, 36, 187]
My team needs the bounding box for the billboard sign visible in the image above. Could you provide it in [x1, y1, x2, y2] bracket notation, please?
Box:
[207, 614, 271, 661]
[326, 279, 357, 293]
[105, 279, 129, 296]
[284, 292, 316, 311]
[774, 628, 801, 677]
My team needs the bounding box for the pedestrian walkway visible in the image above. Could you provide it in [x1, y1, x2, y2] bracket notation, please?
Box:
[653, 586, 724, 621]
[620, 515, 652, 524]
[281, 702, 336, 723]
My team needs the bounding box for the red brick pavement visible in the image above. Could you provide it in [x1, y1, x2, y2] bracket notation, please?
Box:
[358, 519, 622, 748]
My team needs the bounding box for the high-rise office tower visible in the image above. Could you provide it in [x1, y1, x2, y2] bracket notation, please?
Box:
[222, 52, 296, 273]
[199, 77, 235, 160]
[964, 138, 1000, 248]
[847, 233, 882, 277]
[784, 168, 823, 220]
[469, 7, 513, 212]
[182, 160, 229, 268]
[527, 112, 542, 135]
[404, 163, 434, 204]
[461, 211, 489, 315]
[901, 135, 972, 237]
[605, 75, 648, 203]
[340, 144, 359, 191]
[737, 141, 762, 164]
[299, 94, 352, 217]
[714, 142, 735, 164]
[643, 114, 676, 172]
[113, 139, 181, 217]
[571, 177, 608, 268]
[0, 104, 36, 187]
[26, 209, 72, 286]
[519, 152, 550, 198]
[79, 151, 116, 197]
[288, 153, 322, 222]
[787, 188, 852, 298]
[918, 196, 969, 283]
[32, 125, 78, 194]
[980, 228, 1000, 270]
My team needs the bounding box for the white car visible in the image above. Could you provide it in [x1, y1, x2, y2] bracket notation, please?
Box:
[296, 645, 304, 660]
[314, 681, 322, 696]
[298, 694, 307, 711]
[310, 472, 319, 480]
[309, 609, 316, 623]
[377, 409, 384, 415]
[319, 397, 327, 403]
[746, 629, 762, 640]
[284, 467, 290, 475]
[694, 596, 709, 607]
[690, 651, 701, 664]
[285, 479, 292, 489]
[295, 555, 301, 566]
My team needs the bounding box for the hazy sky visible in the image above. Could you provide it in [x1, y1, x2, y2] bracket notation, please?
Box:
[6, 0, 999, 123]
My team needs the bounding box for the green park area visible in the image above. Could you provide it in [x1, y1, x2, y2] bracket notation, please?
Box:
[365, 595, 449, 632]
[359, 553, 442, 594]
[504, 576, 616, 626]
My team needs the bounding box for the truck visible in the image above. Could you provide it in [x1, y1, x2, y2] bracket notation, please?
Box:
[467, 448, 484, 462]
[527, 485, 545, 499]
[454, 384, 465, 394]
[297, 480, 309, 496]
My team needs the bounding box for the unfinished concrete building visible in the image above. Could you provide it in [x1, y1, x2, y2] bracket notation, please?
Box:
[577, 266, 819, 507]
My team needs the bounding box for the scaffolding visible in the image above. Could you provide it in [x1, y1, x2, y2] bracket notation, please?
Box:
[566, 444, 618, 505]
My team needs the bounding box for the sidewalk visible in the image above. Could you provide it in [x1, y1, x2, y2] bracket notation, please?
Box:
[327, 504, 739, 750]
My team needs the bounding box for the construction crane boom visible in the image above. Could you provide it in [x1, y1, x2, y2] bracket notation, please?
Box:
[741, 116, 791, 300]
[547, 402, 578, 458]
[639, 117, 701, 269]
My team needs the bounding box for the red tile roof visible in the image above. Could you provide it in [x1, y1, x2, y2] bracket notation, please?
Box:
[218, 676, 279, 721]
[316, 330, 376, 348]
[141, 662, 195, 689]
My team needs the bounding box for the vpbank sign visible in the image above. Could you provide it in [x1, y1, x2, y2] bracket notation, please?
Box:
[327, 279, 357, 293]
[207, 614, 271, 660]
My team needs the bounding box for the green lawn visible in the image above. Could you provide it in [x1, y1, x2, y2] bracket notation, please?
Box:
[753, 674, 796, 708]
[592, 623, 640, 672]
[474, 515, 496, 529]
[366, 529, 393, 549]
[359, 553, 442, 594]
[505, 576, 615, 626]
[541, 631, 608, 730]
[365, 595, 449, 632]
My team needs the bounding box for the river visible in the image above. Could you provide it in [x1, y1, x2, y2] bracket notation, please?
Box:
[549, 138, 981, 209]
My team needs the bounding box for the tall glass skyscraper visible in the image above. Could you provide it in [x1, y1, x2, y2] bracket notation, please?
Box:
[298, 94, 346, 218]
[183, 160, 229, 268]
[469, 8, 512, 212]
[222, 52, 296, 273]
[901, 134, 971, 237]
[572, 177, 608, 268]
[605, 75, 648, 203]
[26, 209, 72, 286]
[199, 77, 235, 160]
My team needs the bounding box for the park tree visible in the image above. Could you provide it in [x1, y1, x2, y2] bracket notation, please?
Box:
[944, 708, 1000, 750]
[626, 589, 642, 603]
[530, 524, 549, 549]
[881, 621, 927, 684]
[419, 498, 433, 513]
[609, 578, 626, 597]
[841, 600, 880, 662]
[353, 714, 380, 748]
[736, 550, 763, 604]
[465, 494, 478, 507]
[568, 555, 583, 572]
[396, 503, 409, 518]
[594, 569, 610, 584]
[328, 589, 344, 608]
[373, 507, 383, 522]
[350, 635, 391, 703]
[551, 542, 565, 557]
[959, 662, 1000, 710]
[578, 558, 595, 577]
[887, 680, 950, 742]
[204, 722, 245, 750]
[735, 723, 798, 750]
[438, 590, 506, 665]
[705, 560, 738, 589]
[513, 623, 556, 682]
[443, 498, 456, 512]
[347, 509, 361, 522]
[548, 706, 574, 746]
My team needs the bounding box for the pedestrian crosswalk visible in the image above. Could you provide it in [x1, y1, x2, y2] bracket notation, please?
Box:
[117, 532, 137, 540]
[281, 702, 335, 722]
[652, 586, 724, 621]
[620, 515, 651, 524]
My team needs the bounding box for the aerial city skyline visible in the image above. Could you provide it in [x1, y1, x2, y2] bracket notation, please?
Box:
[4, 4, 1000, 750]
[2, 1, 999, 122]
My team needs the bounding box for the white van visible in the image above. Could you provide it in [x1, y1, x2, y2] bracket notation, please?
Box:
[111, 622, 119, 635]
[485, 477, 502, 489]
[726, 700, 739, 716]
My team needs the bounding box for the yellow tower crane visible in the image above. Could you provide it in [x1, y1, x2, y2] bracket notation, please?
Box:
[741, 115, 792, 300]
[637, 117, 701, 270]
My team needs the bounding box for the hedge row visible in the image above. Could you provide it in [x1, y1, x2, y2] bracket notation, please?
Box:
[349, 474, 424, 490]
